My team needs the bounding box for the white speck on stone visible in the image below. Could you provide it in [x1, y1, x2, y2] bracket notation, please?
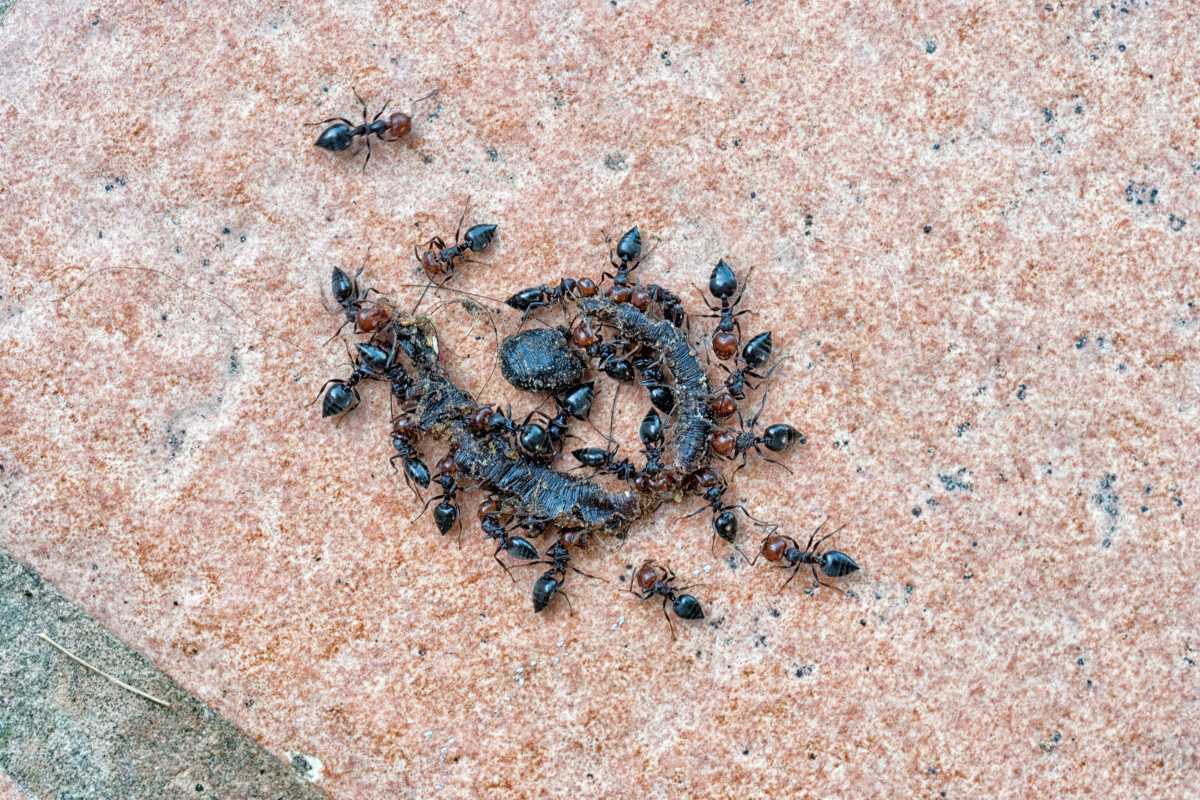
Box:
[286, 751, 324, 783]
[424, 730, 433, 739]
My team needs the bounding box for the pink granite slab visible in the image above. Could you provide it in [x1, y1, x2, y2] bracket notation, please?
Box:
[1, 1, 1197, 797]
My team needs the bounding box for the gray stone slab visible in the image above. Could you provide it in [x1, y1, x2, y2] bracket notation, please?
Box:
[0, 551, 326, 800]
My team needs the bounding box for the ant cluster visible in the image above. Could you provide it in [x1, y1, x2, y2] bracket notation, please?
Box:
[317, 213, 860, 637]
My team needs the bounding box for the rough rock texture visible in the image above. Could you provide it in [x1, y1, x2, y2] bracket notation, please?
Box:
[1, 1, 1197, 798]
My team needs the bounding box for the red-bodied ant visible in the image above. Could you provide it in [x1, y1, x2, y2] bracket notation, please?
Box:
[709, 390, 803, 474]
[628, 560, 705, 638]
[677, 466, 761, 558]
[698, 259, 754, 361]
[312, 88, 436, 171]
[753, 520, 860, 594]
[415, 206, 498, 286]
[329, 267, 394, 336]
[505, 276, 599, 321]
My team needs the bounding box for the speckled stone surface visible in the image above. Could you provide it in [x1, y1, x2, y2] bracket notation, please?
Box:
[1, 1, 1197, 797]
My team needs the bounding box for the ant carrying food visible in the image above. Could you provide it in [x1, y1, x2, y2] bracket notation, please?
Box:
[312, 88, 436, 171]
[753, 520, 860, 594]
[628, 560, 705, 638]
[677, 466, 761, 557]
[699, 259, 754, 361]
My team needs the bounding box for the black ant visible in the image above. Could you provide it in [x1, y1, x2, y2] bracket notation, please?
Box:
[515, 407, 572, 462]
[633, 409, 675, 494]
[555, 381, 596, 422]
[316, 341, 394, 418]
[677, 466, 760, 557]
[505, 276, 599, 320]
[413, 452, 461, 536]
[328, 267, 394, 335]
[720, 331, 773, 400]
[645, 283, 687, 327]
[529, 539, 603, 614]
[709, 391, 803, 474]
[602, 226, 644, 303]
[753, 520, 860, 594]
[698, 259, 754, 361]
[571, 389, 638, 483]
[632, 353, 675, 414]
[312, 88, 435, 171]
[629, 560, 705, 638]
[478, 498, 540, 581]
[415, 206, 498, 287]
[389, 412, 431, 499]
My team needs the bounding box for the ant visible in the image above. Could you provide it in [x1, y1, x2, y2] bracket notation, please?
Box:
[390, 412, 431, 499]
[698, 259, 754, 361]
[413, 452, 461, 536]
[312, 88, 436, 171]
[316, 341, 394, 418]
[720, 331, 773, 400]
[602, 226, 644, 303]
[329, 267, 393, 335]
[677, 466, 760, 557]
[515, 407, 571, 462]
[505, 276, 598, 320]
[632, 353, 675, 414]
[634, 409, 675, 494]
[415, 206, 498, 287]
[571, 389, 639, 483]
[645, 283, 687, 328]
[478, 498, 540, 580]
[527, 539, 602, 614]
[709, 391, 803, 474]
[555, 381, 596, 422]
[754, 520, 860, 594]
[628, 560, 705, 638]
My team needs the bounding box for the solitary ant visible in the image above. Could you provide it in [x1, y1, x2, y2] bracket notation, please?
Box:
[678, 467, 760, 557]
[754, 521, 860, 594]
[312, 88, 435, 171]
[628, 560, 705, 638]
[699, 259, 754, 361]
[414, 453, 461, 536]
[710, 391, 803, 474]
[478, 498, 539, 580]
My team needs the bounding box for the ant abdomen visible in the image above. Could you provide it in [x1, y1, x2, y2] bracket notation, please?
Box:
[821, 551, 860, 577]
[672, 594, 704, 620]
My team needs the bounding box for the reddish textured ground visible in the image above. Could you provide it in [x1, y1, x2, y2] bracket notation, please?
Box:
[1, 1, 1197, 797]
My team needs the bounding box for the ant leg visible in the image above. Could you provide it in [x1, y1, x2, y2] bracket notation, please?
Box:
[372, 99, 390, 123]
[307, 116, 356, 127]
[804, 519, 829, 552]
[493, 548, 517, 583]
[777, 564, 802, 593]
[675, 504, 710, 523]
[410, 492, 443, 523]
[361, 136, 372, 173]
[760, 454, 795, 475]
[568, 564, 604, 582]
[353, 86, 369, 122]
[692, 286, 720, 312]
[558, 589, 574, 615]
[454, 200, 469, 244]
[661, 597, 677, 639]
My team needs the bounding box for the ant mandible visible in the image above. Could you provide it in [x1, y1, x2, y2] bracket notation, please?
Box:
[312, 88, 436, 171]
[753, 520, 860, 594]
[628, 560, 705, 638]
